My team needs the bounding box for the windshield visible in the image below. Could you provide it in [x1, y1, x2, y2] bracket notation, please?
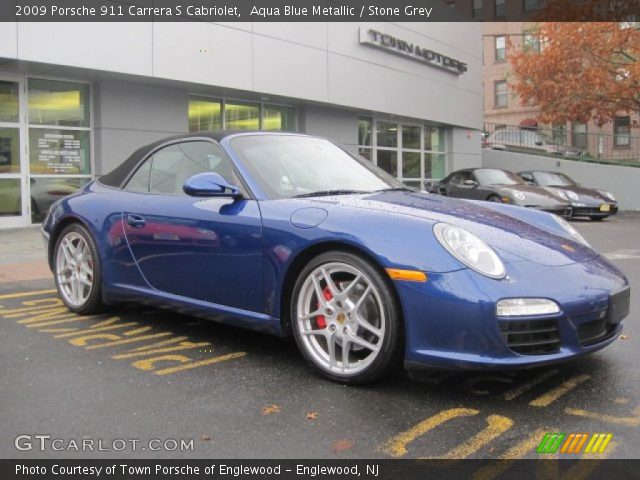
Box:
[474, 169, 525, 186]
[229, 135, 402, 199]
[533, 172, 576, 187]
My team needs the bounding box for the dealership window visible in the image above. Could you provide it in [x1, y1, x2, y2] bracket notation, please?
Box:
[571, 122, 588, 149]
[358, 117, 372, 160]
[614, 116, 631, 147]
[495, 36, 506, 62]
[472, 0, 483, 19]
[369, 119, 446, 189]
[188, 97, 296, 132]
[494, 0, 506, 18]
[27, 79, 92, 222]
[494, 80, 508, 108]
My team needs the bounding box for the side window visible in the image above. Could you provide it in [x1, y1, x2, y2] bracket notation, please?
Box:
[124, 141, 237, 195]
[449, 173, 462, 185]
[458, 171, 472, 184]
[124, 158, 151, 193]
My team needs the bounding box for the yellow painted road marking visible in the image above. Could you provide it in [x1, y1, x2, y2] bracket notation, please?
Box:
[503, 369, 559, 401]
[381, 408, 479, 458]
[154, 352, 247, 375]
[433, 415, 513, 459]
[128, 336, 190, 352]
[0, 299, 63, 316]
[473, 427, 553, 480]
[85, 332, 173, 350]
[28, 316, 95, 328]
[54, 322, 138, 338]
[69, 333, 121, 346]
[0, 289, 56, 300]
[529, 375, 590, 407]
[565, 404, 640, 426]
[112, 341, 211, 359]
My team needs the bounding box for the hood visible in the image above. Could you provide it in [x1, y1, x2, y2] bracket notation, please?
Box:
[543, 185, 612, 204]
[493, 184, 568, 207]
[308, 191, 597, 267]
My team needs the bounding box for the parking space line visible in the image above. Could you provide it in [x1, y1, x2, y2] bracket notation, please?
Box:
[529, 375, 590, 407]
[0, 289, 56, 300]
[53, 322, 138, 338]
[148, 352, 247, 375]
[434, 415, 513, 459]
[381, 408, 479, 458]
[84, 332, 174, 349]
[565, 404, 640, 426]
[503, 369, 559, 401]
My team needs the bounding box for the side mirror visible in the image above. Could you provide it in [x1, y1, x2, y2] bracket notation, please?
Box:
[463, 179, 478, 187]
[535, 140, 543, 146]
[183, 172, 242, 198]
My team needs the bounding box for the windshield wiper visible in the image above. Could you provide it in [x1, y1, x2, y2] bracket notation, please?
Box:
[293, 189, 369, 198]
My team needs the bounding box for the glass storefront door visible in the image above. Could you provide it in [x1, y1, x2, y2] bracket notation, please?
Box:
[0, 76, 29, 228]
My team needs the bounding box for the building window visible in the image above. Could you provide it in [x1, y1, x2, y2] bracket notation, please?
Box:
[571, 122, 588, 149]
[188, 98, 222, 132]
[188, 97, 296, 132]
[494, 0, 506, 18]
[495, 36, 506, 62]
[358, 117, 372, 160]
[472, 0, 483, 19]
[524, 0, 545, 12]
[27, 79, 92, 223]
[494, 80, 508, 108]
[263, 105, 295, 131]
[370, 119, 446, 188]
[523, 34, 541, 53]
[614, 116, 631, 147]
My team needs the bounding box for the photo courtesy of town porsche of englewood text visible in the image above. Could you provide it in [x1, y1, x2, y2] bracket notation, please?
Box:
[0, 1, 639, 479]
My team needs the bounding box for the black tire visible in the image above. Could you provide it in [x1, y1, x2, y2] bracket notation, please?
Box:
[487, 194, 502, 202]
[53, 223, 104, 314]
[290, 250, 403, 384]
[589, 216, 606, 221]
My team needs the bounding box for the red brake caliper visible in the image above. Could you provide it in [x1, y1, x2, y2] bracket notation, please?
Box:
[315, 286, 333, 329]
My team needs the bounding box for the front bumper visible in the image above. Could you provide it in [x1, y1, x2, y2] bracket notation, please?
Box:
[571, 203, 618, 218]
[400, 255, 629, 370]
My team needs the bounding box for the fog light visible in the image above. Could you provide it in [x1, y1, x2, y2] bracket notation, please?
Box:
[496, 298, 560, 316]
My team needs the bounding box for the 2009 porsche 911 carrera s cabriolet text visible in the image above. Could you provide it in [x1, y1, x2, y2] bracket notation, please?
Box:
[41, 132, 631, 383]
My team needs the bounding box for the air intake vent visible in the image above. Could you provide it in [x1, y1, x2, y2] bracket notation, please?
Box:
[499, 319, 560, 355]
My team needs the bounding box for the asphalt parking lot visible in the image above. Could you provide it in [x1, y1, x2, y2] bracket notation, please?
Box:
[0, 214, 638, 461]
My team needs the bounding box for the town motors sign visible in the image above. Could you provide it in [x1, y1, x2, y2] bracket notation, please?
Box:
[359, 28, 468, 75]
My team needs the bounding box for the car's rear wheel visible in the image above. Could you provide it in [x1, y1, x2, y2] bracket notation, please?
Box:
[54, 224, 103, 314]
[291, 251, 402, 384]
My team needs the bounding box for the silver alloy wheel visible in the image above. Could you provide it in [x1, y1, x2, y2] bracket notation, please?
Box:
[296, 262, 386, 375]
[55, 231, 94, 308]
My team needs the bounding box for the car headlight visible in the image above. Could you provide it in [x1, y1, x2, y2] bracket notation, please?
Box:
[554, 190, 568, 200]
[552, 215, 591, 248]
[433, 223, 506, 279]
[566, 191, 579, 201]
[597, 190, 615, 202]
[511, 190, 526, 201]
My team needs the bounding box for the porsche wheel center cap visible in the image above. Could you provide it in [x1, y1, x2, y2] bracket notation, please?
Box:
[336, 312, 346, 324]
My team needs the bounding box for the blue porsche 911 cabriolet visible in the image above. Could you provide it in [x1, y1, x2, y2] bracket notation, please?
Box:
[42, 132, 630, 383]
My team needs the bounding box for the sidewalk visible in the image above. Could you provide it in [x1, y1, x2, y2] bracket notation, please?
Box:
[0, 226, 52, 283]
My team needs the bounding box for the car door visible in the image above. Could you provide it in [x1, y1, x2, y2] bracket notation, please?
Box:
[120, 139, 264, 313]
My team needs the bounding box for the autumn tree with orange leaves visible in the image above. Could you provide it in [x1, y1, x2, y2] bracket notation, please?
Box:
[508, 22, 640, 128]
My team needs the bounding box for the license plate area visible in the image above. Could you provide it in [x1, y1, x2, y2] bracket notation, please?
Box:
[608, 287, 630, 326]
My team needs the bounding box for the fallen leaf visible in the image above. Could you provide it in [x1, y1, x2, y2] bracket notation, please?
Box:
[619, 335, 629, 340]
[306, 412, 318, 420]
[331, 439, 355, 453]
[262, 404, 281, 415]
[201, 435, 211, 441]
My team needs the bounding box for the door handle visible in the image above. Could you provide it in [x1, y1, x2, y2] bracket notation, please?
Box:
[126, 214, 146, 228]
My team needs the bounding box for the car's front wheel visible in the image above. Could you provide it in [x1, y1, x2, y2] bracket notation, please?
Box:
[291, 251, 402, 384]
[54, 223, 103, 314]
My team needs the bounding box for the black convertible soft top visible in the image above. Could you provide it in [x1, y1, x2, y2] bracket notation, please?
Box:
[98, 131, 241, 189]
